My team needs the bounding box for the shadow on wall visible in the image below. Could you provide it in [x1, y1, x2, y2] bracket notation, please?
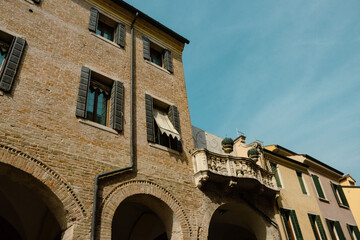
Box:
[192, 126, 224, 154]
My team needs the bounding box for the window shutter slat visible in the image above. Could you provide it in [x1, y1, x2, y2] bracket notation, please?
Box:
[308, 214, 320, 240]
[290, 210, 303, 240]
[0, 37, 26, 92]
[297, 172, 307, 194]
[354, 226, 360, 239]
[114, 22, 125, 47]
[163, 50, 173, 73]
[110, 81, 123, 132]
[312, 175, 325, 199]
[316, 215, 328, 240]
[168, 105, 180, 133]
[326, 219, 336, 240]
[347, 224, 355, 240]
[88, 7, 99, 32]
[331, 183, 341, 204]
[337, 185, 349, 207]
[76, 66, 91, 118]
[143, 36, 150, 60]
[280, 209, 293, 240]
[145, 94, 154, 142]
[334, 221, 346, 240]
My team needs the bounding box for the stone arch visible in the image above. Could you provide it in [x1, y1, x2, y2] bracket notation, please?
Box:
[0, 144, 86, 227]
[100, 180, 192, 240]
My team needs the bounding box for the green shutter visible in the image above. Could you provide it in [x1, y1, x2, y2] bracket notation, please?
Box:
[354, 226, 360, 239]
[331, 183, 341, 205]
[114, 22, 125, 48]
[334, 221, 345, 240]
[0, 37, 26, 92]
[326, 219, 336, 240]
[336, 185, 349, 207]
[315, 215, 328, 240]
[312, 175, 325, 199]
[75, 67, 91, 118]
[297, 172, 307, 194]
[145, 94, 154, 142]
[280, 209, 294, 240]
[109, 81, 123, 132]
[308, 214, 320, 240]
[290, 210, 303, 240]
[163, 49, 173, 73]
[88, 7, 99, 32]
[347, 224, 355, 240]
[270, 163, 282, 188]
[143, 36, 150, 60]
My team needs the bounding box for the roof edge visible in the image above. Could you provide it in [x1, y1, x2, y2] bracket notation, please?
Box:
[264, 149, 309, 168]
[300, 154, 343, 176]
[112, 0, 190, 44]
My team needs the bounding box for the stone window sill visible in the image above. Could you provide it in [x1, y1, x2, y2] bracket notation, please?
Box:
[339, 204, 349, 210]
[91, 32, 122, 49]
[79, 119, 118, 135]
[146, 60, 171, 74]
[0, 90, 3, 96]
[148, 142, 179, 155]
[319, 197, 330, 203]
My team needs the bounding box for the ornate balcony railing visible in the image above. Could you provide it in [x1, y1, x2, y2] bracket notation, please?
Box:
[192, 149, 279, 195]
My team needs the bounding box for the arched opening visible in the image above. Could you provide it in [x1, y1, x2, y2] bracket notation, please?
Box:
[0, 163, 67, 240]
[112, 194, 181, 240]
[208, 203, 267, 240]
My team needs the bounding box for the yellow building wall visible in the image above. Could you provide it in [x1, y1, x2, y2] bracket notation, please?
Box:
[341, 178, 360, 227]
[270, 157, 329, 240]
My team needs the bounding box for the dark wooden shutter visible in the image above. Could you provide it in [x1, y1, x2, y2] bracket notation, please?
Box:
[280, 209, 293, 240]
[168, 105, 181, 151]
[163, 50, 173, 73]
[110, 81, 123, 131]
[114, 22, 125, 47]
[297, 172, 307, 194]
[354, 226, 360, 239]
[337, 185, 349, 207]
[315, 215, 328, 240]
[270, 163, 282, 188]
[312, 175, 325, 199]
[75, 66, 91, 118]
[331, 183, 341, 204]
[308, 214, 320, 240]
[143, 36, 150, 60]
[290, 210, 303, 240]
[334, 221, 346, 240]
[347, 225, 355, 240]
[88, 7, 99, 32]
[0, 37, 26, 92]
[145, 94, 154, 142]
[326, 219, 336, 240]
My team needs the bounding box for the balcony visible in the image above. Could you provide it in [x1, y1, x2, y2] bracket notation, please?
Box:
[192, 149, 279, 196]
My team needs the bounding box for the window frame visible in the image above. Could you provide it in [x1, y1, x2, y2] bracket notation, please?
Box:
[326, 219, 346, 240]
[347, 224, 360, 240]
[330, 182, 349, 207]
[280, 208, 303, 240]
[142, 36, 173, 73]
[270, 162, 284, 188]
[296, 171, 308, 195]
[308, 213, 328, 240]
[311, 174, 327, 200]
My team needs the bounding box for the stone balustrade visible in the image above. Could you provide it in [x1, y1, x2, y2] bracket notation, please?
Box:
[192, 149, 279, 195]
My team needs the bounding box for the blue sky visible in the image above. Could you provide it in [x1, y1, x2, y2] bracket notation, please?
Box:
[129, 0, 360, 182]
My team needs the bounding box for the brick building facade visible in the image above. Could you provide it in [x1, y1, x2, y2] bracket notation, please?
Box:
[0, 0, 281, 239]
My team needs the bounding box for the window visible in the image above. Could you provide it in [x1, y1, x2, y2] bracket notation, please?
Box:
[331, 183, 349, 207]
[0, 31, 26, 92]
[280, 208, 303, 240]
[326, 219, 346, 240]
[312, 174, 326, 199]
[308, 214, 327, 240]
[145, 94, 182, 152]
[143, 36, 173, 73]
[270, 162, 283, 188]
[88, 7, 125, 47]
[76, 66, 123, 132]
[296, 172, 308, 195]
[347, 224, 360, 240]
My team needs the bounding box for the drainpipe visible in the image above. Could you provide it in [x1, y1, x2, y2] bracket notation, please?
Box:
[90, 12, 139, 240]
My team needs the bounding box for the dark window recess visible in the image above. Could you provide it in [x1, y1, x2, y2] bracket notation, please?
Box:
[143, 36, 173, 73]
[347, 224, 360, 240]
[312, 174, 326, 199]
[145, 94, 182, 152]
[0, 34, 26, 92]
[331, 183, 349, 207]
[326, 219, 346, 240]
[76, 66, 123, 132]
[270, 162, 282, 188]
[308, 214, 328, 240]
[88, 7, 125, 47]
[297, 172, 307, 195]
[280, 208, 303, 240]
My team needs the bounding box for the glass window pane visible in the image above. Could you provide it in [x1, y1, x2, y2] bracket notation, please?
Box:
[86, 89, 95, 121]
[96, 92, 107, 125]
